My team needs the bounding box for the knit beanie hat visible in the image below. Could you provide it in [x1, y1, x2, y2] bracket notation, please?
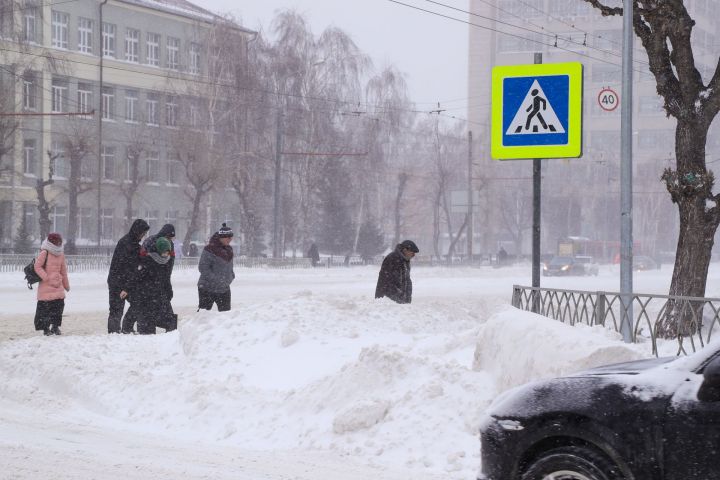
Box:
[155, 236, 172, 254]
[218, 223, 233, 238]
[47, 232, 63, 246]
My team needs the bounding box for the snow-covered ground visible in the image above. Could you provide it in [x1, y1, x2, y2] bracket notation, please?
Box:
[0, 263, 713, 479]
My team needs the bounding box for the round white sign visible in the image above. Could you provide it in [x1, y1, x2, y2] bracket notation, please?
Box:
[598, 87, 619, 112]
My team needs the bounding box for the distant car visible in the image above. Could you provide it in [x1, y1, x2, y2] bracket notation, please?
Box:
[478, 345, 720, 480]
[543, 256, 598, 276]
[634, 255, 659, 271]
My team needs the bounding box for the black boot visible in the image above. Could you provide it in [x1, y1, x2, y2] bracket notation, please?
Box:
[50, 325, 61, 335]
[43, 326, 51, 336]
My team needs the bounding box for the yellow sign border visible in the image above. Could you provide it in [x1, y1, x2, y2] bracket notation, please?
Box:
[491, 62, 583, 160]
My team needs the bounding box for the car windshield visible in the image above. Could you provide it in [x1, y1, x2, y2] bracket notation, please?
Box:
[549, 257, 573, 266]
[575, 257, 592, 264]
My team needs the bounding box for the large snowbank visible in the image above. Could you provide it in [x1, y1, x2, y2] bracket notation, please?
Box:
[474, 306, 648, 392]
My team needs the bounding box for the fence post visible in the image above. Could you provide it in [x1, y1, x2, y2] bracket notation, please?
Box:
[595, 292, 606, 327]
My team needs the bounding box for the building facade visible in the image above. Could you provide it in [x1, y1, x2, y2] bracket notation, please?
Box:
[468, 0, 720, 260]
[0, 0, 254, 252]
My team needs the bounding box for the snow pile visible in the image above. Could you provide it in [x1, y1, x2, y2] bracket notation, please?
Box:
[473, 306, 648, 392]
[0, 292, 494, 478]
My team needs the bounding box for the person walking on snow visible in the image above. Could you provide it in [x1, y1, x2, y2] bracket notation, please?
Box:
[33, 232, 70, 335]
[374, 240, 419, 304]
[121, 237, 176, 334]
[197, 223, 235, 312]
[107, 219, 149, 334]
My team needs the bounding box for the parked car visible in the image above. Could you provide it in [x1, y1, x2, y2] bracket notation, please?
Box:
[478, 344, 720, 479]
[543, 255, 598, 276]
[634, 255, 659, 271]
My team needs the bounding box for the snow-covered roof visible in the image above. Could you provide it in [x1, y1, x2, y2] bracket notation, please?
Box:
[117, 0, 255, 34]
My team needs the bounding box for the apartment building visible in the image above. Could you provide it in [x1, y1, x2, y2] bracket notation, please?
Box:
[0, 0, 254, 252]
[468, 0, 720, 259]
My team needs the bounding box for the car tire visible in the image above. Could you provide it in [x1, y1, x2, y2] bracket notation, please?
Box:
[521, 446, 623, 480]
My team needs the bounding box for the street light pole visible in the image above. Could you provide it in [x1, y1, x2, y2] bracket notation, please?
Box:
[467, 130, 473, 261]
[97, 0, 108, 249]
[273, 109, 282, 258]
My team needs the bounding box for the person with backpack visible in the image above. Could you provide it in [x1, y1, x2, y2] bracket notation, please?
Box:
[197, 223, 235, 312]
[106, 219, 150, 334]
[33, 232, 70, 335]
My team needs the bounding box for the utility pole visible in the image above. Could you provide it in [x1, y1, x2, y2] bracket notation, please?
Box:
[97, 0, 108, 249]
[620, 0, 634, 343]
[467, 130, 473, 261]
[273, 109, 282, 258]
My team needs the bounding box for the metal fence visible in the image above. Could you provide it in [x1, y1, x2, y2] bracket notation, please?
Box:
[512, 285, 720, 356]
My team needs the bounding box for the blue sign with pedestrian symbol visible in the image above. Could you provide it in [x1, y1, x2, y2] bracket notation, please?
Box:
[491, 62, 583, 160]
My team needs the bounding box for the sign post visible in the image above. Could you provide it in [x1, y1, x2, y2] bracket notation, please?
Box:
[491, 60, 583, 311]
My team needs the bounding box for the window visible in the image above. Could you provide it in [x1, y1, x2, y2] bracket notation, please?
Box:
[78, 18, 93, 54]
[22, 75, 36, 110]
[51, 206, 67, 236]
[146, 94, 158, 125]
[23, 203, 37, 237]
[591, 64, 621, 84]
[166, 37, 179, 70]
[24, 7, 37, 43]
[125, 90, 137, 122]
[548, 0, 590, 18]
[78, 207, 93, 240]
[146, 32, 160, 66]
[166, 156, 180, 184]
[145, 209, 159, 231]
[189, 102, 197, 127]
[102, 87, 115, 121]
[77, 83, 93, 117]
[101, 208, 114, 240]
[51, 82, 67, 113]
[81, 154, 95, 180]
[146, 151, 161, 182]
[189, 42, 200, 74]
[125, 28, 139, 63]
[166, 96, 177, 127]
[102, 23, 116, 57]
[51, 11, 68, 49]
[165, 210, 178, 225]
[101, 145, 115, 180]
[51, 141, 66, 178]
[23, 139, 36, 175]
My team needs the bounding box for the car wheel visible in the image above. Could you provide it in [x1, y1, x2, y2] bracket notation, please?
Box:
[521, 446, 622, 480]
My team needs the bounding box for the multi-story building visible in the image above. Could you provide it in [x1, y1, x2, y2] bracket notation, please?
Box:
[468, 0, 720, 260]
[0, 0, 254, 252]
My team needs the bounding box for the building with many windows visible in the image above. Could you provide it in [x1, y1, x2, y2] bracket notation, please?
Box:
[468, 0, 720, 260]
[0, 0, 254, 252]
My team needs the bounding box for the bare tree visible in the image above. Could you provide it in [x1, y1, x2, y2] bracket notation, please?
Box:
[118, 126, 147, 231]
[585, 0, 720, 336]
[34, 149, 59, 240]
[60, 122, 94, 255]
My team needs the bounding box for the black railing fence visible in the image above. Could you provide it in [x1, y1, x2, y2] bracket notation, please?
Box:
[512, 285, 720, 356]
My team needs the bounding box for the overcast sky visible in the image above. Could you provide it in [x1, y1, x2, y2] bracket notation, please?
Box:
[197, 0, 469, 110]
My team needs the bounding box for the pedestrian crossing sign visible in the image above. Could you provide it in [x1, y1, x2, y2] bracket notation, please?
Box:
[491, 62, 583, 160]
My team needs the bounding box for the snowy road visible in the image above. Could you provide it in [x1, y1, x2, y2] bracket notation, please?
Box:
[0, 264, 702, 479]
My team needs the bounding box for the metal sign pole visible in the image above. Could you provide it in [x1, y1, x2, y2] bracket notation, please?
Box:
[620, 0, 634, 343]
[532, 52, 542, 312]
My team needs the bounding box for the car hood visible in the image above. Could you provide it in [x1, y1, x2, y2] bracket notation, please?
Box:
[571, 356, 676, 376]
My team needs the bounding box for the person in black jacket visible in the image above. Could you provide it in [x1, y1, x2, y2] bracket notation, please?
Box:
[107, 219, 149, 334]
[142, 223, 176, 299]
[374, 240, 419, 304]
[121, 237, 176, 334]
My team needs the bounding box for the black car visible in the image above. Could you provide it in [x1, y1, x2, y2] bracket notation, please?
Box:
[478, 345, 720, 479]
[543, 256, 598, 276]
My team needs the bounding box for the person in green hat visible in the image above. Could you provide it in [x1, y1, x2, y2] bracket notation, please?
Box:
[121, 236, 177, 334]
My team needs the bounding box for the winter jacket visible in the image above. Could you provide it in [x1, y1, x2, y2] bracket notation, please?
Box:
[34, 246, 70, 301]
[142, 224, 176, 298]
[107, 219, 149, 289]
[374, 245, 413, 304]
[198, 235, 235, 293]
[126, 249, 173, 309]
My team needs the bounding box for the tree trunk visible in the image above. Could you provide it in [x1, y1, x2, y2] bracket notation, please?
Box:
[183, 191, 205, 251]
[657, 119, 720, 337]
[393, 173, 408, 246]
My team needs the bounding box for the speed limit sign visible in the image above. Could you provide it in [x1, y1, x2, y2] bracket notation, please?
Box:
[598, 87, 619, 112]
